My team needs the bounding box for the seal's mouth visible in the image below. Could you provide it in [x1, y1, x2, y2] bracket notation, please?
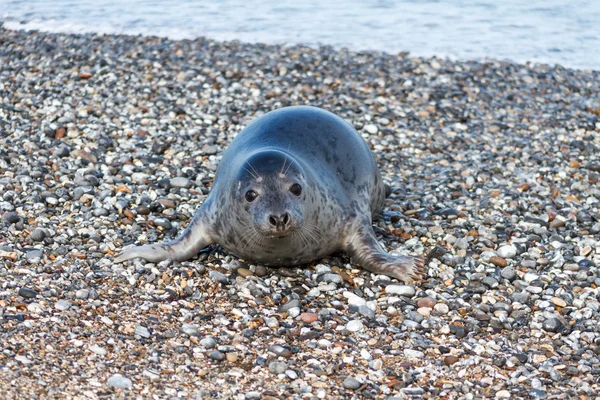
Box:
[260, 228, 296, 240]
[265, 234, 291, 239]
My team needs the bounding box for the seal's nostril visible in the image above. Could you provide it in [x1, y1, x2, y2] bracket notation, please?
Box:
[282, 212, 290, 225]
[268, 215, 278, 226]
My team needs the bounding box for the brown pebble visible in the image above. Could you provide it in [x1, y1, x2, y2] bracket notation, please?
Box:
[237, 268, 254, 278]
[444, 355, 460, 366]
[0, 250, 18, 261]
[71, 149, 97, 163]
[79, 72, 92, 79]
[331, 266, 355, 286]
[300, 312, 318, 323]
[116, 184, 132, 194]
[490, 256, 507, 267]
[157, 198, 176, 209]
[254, 265, 268, 277]
[549, 219, 565, 229]
[550, 297, 567, 307]
[55, 128, 66, 139]
[123, 209, 134, 219]
[417, 297, 436, 309]
[136, 205, 151, 215]
[226, 352, 238, 362]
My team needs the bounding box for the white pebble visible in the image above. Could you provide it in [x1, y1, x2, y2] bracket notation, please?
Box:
[497, 245, 517, 259]
[107, 374, 132, 389]
[364, 124, 378, 134]
[89, 344, 107, 356]
[385, 285, 415, 297]
[346, 320, 364, 332]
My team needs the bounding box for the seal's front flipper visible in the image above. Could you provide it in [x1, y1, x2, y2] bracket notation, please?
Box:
[115, 243, 176, 263]
[115, 206, 213, 264]
[345, 220, 425, 284]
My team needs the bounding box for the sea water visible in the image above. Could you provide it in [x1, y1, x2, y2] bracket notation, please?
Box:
[1, 0, 598, 70]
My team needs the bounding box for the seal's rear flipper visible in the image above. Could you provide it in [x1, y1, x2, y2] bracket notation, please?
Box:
[115, 205, 214, 264]
[345, 220, 425, 284]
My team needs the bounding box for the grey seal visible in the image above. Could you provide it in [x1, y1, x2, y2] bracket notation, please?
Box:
[116, 106, 424, 283]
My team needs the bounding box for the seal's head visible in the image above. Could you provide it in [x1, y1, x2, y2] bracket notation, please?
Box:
[235, 150, 307, 239]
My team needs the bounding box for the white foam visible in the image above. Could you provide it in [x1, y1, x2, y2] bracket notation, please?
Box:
[2, 0, 599, 70]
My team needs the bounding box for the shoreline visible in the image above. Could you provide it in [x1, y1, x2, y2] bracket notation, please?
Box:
[2, 22, 600, 74]
[1, 27, 600, 399]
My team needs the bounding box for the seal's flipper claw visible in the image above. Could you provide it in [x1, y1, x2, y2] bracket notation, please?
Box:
[345, 219, 426, 284]
[375, 255, 426, 285]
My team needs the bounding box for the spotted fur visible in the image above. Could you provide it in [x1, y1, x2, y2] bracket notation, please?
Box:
[116, 106, 424, 283]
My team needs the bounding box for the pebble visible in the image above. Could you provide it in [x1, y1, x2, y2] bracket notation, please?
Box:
[237, 268, 254, 277]
[208, 270, 229, 284]
[550, 297, 567, 308]
[169, 177, 192, 188]
[2, 211, 20, 223]
[18, 287, 38, 299]
[143, 369, 160, 381]
[417, 297, 436, 309]
[54, 300, 71, 311]
[434, 303, 449, 314]
[342, 377, 362, 390]
[385, 285, 415, 297]
[369, 359, 383, 370]
[200, 337, 217, 349]
[542, 318, 564, 333]
[346, 320, 364, 332]
[254, 265, 268, 277]
[529, 389, 548, 399]
[358, 305, 376, 319]
[490, 256, 508, 267]
[345, 292, 367, 307]
[318, 273, 343, 284]
[500, 266, 517, 281]
[208, 351, 225, 361]
[89, 345, 107, 356]
[25, 249, 43, 261]
[268, 344, 292, 358]
[181, 324, 200, 337]
[287, 307, 301, 318]
[444, 355, 460, 366]
[134, 325, 151, 338]
[268, 362, 288, 374]
[30, 228, 46, 242]
[107, 374, 133, 389]
[364, 124, 378, 134]
[497, 245, 517, 259]
[300, 312, 318, 323]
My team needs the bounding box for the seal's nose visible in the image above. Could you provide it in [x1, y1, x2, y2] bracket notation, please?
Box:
[268, 212, 290, 231]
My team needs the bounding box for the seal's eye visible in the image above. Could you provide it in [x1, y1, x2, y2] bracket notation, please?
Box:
[245, 190, 258, 202]
[290, 183, 302, 196]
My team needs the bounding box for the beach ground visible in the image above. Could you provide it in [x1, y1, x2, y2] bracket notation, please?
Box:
[1, 27, 600, 399]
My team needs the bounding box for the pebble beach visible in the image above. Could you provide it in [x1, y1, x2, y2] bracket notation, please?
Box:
[1, 26, 600, 399]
